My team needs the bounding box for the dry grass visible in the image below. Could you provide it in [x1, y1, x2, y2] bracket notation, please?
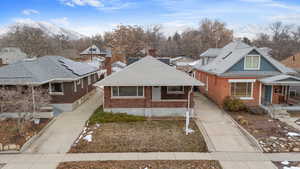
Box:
[288, 111, 300, 118]
[69, 120, 207, 153]
[0, 118, 50, 146]
[57, 160, 222, 169]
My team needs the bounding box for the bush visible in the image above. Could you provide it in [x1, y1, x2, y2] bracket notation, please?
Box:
[89, 107, 146, 124]
[223, 97, 246, 112]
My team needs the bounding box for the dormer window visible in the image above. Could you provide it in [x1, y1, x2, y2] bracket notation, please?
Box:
[244, 55, 260, 70]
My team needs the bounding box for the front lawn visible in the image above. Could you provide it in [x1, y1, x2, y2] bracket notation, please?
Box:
[229, 111, 300, 153]
[57, 160, 221, 169]
[0, 118, 50, 151]
[69, 107, 207, 153]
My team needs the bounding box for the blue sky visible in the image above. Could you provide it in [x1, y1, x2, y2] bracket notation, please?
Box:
[1, 0, 300, 37]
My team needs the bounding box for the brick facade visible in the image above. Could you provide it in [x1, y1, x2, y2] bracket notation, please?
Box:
[104, 86, 191, 109]
[195, 70, 261, 107]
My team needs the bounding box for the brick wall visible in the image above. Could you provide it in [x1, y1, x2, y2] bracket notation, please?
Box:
[104, 86, 191, 109]
[195, 70, 261, 107]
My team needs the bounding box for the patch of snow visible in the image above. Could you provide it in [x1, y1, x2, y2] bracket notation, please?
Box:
[83, 134, 92, 142]
[281, 161, 290, 165]
[283, 167, 300, 169]
[186, 128, 194, 134]
[287, 132, 300, 137]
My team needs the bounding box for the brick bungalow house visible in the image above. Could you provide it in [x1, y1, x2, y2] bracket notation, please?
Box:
[0, 55, 104, 112]
[95, 55, 203, 117]
[193, 41, 300, 110]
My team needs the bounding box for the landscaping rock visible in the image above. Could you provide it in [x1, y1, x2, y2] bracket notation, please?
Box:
[8, 144, 17, 150]
[293, 147, 300, 152]
[3, 145, 9, 151]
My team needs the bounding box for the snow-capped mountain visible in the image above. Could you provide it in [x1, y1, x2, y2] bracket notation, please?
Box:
[0, 20, 85, 40]
[231, 24, 271, 40]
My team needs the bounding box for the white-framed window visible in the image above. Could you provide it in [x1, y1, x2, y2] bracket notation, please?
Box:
[244, 55, 260, 70]
[74, 81, 77, 92]
[88, 76, 91, 85]
[111, 86, 144, 98]
[230, 82, 253, 99]
[167, 86, 184, 94]
[49, 82, 64, 95]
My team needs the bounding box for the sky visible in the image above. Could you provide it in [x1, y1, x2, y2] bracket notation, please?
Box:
[0, 0, 300, 38]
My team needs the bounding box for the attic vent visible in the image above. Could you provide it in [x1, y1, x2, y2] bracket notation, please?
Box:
[222, 52, 232, 60]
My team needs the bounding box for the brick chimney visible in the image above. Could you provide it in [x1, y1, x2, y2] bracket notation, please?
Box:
[148, 49, 157, 57]
[104, 48, 112, 76]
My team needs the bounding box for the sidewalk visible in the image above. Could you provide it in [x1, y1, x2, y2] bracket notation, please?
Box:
[1, 152, 300, 169]
[24, 89, 103, 154]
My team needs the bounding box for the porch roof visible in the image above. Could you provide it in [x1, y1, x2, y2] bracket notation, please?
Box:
[95, 56, 203, 87]
[259, 75, 300, 86]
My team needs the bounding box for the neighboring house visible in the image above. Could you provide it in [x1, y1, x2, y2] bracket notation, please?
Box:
[193, 41, 300, 111]
[79, 45, 107, 62]
[282, 53, 300, 73]
[281, 53, 300, 98]
[127, 57, 171, 65]
[0, 47, 27, 65]
[198, 48, 221, 66]
[0, 56, 105, 112]
[95, 55, 203, 117]
[112, 61, 127, 73]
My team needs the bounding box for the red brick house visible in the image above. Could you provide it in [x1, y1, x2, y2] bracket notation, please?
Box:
[95, 55, 203, 116]
[193, 41, 300, 110]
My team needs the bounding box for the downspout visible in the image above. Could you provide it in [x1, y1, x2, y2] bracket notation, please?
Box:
[186, 86, 193, 135]
[32, 85, 36, 118]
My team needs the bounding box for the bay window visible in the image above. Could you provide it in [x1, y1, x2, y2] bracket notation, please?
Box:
[230, 82, 253, 99]
[244, 55, 260, 70]
[112, 86, 144, 97]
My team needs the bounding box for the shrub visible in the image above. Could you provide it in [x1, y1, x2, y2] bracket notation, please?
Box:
[89, 107, 146, 124]
[223, 97, 246, 112]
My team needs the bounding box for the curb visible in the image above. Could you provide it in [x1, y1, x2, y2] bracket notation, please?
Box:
[222, 110, 264, 153]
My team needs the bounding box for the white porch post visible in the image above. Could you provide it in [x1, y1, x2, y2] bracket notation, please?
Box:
[186, 86, 193, 135]
[32, 85, 36, 118]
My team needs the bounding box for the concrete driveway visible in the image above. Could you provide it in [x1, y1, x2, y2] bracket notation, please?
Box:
[194, 93, 257, 152]
[25, 89, 103, 154]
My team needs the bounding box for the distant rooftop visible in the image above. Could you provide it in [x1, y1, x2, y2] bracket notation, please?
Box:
[0, 56, 99, 85]
[80, 45, 107, 55]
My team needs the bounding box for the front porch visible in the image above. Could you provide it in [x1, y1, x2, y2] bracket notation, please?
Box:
[259, 75, 300, 112]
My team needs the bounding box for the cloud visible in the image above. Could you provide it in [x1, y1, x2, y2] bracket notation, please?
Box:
[270, 14, 300, 24]
[59, 0, 135, 11]
[50, 17, 70, 26]
[240, 0, 300, 11]
[22, 9, 40, 15]
[60, 0, 103, 7]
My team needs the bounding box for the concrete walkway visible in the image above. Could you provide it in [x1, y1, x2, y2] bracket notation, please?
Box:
[193, 93, 280, 169]
[194, 93, 257, 152]
[25, 89, 103, 154]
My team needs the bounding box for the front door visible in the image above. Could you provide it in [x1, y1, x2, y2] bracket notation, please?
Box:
[263, 85, 272, 105]
[152, 86, 161, 100]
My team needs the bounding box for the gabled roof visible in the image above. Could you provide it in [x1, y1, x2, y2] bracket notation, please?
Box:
[200, 48, 221, 58]
[194, 41, 296, 75]
[0, 56, 99, 85]
[80, 45, 106, 55]
[260, 75, 300, 85]
[95, 56, 203, 87]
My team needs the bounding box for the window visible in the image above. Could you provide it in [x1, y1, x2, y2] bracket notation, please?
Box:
[231, 82, 252, 98]
[167, 86, 184, 94]
[112, 86, 144, 97]
[49, 83, 63, 95]
[244, 55, 260, 70]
